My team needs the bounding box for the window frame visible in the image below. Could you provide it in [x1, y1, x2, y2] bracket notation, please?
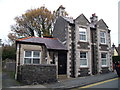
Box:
[80, 52, 88, 67]
[100, 31, 106, 44]
[79, 28, 87, 42]
[101, 53, 107, 67]
[24, 50, 41, 64]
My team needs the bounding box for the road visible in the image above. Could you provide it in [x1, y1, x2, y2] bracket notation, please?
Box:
[2, 72, 21, 88]
[77, 77, 120, 89]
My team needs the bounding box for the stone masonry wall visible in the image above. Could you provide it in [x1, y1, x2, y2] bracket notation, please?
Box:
[17, 64, 57, 85]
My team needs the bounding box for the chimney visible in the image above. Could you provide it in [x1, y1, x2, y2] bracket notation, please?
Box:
[90, 13, 98, 28]
[112, 43, 115, 47]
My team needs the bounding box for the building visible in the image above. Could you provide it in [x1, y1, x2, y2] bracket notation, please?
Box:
[53, 6, 112, 78]
[15, 37, 68, 84]
[112, 43, 120, 56]
[15, 6, 113, 83]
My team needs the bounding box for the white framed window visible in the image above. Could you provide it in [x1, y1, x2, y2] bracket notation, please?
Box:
[100, 31, 106, 44]
[101, 53, 107, 67]
[79, 28, 87, 41]
[24, 50, 41, 64]
[80, 52, 88, 67]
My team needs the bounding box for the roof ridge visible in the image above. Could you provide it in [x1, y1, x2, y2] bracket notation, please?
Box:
[17, 37, 33, 41]
[32, 37, 57, 39]
[17, 36, 57, 41]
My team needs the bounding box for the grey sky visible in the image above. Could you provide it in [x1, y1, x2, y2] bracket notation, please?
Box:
[0, 0, 118, 45]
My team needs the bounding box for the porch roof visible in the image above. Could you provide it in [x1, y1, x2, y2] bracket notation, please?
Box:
[16, 37, 67, 51]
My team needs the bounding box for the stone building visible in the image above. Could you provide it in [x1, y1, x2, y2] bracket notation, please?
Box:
[53, 6, 112, 78]
[15, 37, 67, 84]
[15, 6, 113, 83]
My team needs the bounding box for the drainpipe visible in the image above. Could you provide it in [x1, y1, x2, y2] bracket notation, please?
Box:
[15, 42, 21, 80]
[71, 24, 76, 78]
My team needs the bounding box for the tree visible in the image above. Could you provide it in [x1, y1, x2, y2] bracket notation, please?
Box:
[2, 45, 16, 60]
[9, 6, 54, 41]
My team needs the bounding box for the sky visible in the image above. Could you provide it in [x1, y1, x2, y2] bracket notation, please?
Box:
[0, 0, 119, 46]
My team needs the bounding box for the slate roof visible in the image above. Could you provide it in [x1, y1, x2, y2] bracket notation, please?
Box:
[16, 37, 67, 51]
[97, 19, 109, 29]
[62, 16, 74, 24]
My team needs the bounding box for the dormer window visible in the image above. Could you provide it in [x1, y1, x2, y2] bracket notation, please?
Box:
[100, 31, 106, 44]
[79, 28, 87, 41]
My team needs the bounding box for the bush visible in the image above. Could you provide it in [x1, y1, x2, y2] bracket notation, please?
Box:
[2, 45, 16, 61]
[112, 56, 120, 63]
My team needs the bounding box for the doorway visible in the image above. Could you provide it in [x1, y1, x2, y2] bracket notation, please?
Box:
[58, 51, 67, 75]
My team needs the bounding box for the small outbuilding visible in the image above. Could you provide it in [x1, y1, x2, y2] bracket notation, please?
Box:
[15, 37, 67, 84]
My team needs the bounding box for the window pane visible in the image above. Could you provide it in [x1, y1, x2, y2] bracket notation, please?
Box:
[24, 58, 31, 64]
[80, 59, 87, 65]
[33, 51, 40, 57]
[100, 32, 104, 37]
[100, 31, 106, 43]
[80, 52, 86, 58]
[101, 53, 106, 58]
[80, 35, 86, 40]
[101, 38, 105, 43]
[33, 59, 40, 64]
[80, 32, 85, 34]
[25, 51, 32, 57]
[102, 59, 106, 65]
[101, 53, 107, 66]
[79, 28, 86, 41]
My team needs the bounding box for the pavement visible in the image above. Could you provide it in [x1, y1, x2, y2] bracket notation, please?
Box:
[2, 72, 21, 88]
[44, 72, 118, 89]
[5, 71, 118, 89]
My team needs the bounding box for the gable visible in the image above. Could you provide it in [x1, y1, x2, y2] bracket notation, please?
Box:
[75, 14, 90, 26]
[97, 19, 108, 30]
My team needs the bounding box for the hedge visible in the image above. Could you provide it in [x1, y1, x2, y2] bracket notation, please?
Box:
[112, 56, 120, 63]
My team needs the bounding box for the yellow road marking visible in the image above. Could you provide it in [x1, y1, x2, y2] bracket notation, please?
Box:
[80, 77, 119, 88]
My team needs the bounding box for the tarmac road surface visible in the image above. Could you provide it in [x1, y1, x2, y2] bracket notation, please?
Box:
[79, 77, 120, 89]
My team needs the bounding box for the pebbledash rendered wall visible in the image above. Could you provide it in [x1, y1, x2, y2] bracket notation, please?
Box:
[17, 64, 57, 85]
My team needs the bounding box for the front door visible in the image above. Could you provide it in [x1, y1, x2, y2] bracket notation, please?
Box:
[58, 51, 67, 74]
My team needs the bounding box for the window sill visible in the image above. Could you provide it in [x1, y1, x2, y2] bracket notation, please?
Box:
[80, 66, 88, 68]
[101, 65, 107, 67]
[100, 43, 107, 45]
[79, 40, 88, 42]
[23, 63, 40, 65]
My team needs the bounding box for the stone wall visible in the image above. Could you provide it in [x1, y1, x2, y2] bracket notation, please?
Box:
[78, 68, 90, 77]
[101, 67, 110, 74]
[17, 64, 57, 85]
